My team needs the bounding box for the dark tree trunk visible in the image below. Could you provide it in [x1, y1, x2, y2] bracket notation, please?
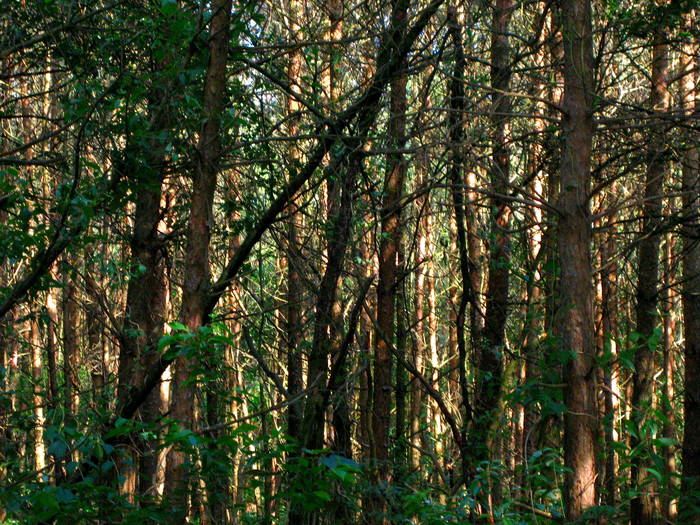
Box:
[284, 0, 304, 446]
[679, 12, 700, 520]
[164, 1, 232, 519]
[631, 28, 669, 525]
[371, 2, 408, 520]
[469, 0, 513, 484]
[446, 6, 474, 485]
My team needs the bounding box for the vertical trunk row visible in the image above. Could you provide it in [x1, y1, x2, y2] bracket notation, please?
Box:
[557, 0, 597, 519]
[631, 27, 669, 525]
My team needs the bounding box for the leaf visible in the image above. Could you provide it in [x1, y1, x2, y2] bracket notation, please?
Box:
[169, 321, 188, 332]
[312, 490, 331, 502]
[653, 437, 676, 448]
[48, 439, 67, 460]
[646, 467, 663, 482]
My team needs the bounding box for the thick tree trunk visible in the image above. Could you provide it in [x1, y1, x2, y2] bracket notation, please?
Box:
[118, 133, 170, 499]
[631, 29, 669, 525]
[558, 0, 597, 519]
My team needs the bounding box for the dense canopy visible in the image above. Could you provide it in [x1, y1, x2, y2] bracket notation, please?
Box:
[1, 0, 699, 523]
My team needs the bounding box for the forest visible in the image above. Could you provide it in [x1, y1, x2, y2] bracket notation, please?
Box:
[1, 0, 699, 523]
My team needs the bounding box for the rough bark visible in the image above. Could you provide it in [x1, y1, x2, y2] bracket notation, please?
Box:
[558, 0, 597, 518]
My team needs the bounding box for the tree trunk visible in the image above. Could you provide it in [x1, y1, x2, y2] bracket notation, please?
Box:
[446, 7, 474, 486]
[371, 2, 408, 520]
[470, 0, 513, 481]
[558, 0, 597, 518]
[164, 1, 232, 519]
[631, 28, 669, 525]
[284, 0, 304, 446]
[30, 316, 46, 478]
[679, 12, 700, 519]
[62, 261, 80, 420]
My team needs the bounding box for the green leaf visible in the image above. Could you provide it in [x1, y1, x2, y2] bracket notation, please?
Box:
[653, 437, 676, 448]
[646, 467, 663, 482]
[312, 490, 331, 502]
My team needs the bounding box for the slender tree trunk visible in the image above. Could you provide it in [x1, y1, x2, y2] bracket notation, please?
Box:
[446, 7, 474, 486]
[284, 0, 304, 446]
[558, 0, 597, 518]
[679, 13, 700, 519]
[411, 164, 428, 473]
[661, 230, 677, 520]
[164, 1, 232, 519]
[372, 2, 408, 519]
[470, 0, 513, 480]
[30, 316, 46, 478]
[62, 261, 80, 420]
[291, 148, 360, 524]
[600, 228, 619, 507]
[631, 28, 669, 525]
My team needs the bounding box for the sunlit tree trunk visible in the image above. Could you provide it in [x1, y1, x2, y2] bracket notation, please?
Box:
[558, 0, 597, 518]
[30, 316, 45, 478]
[600, 227, 619, 507]
[411, 160, 428, 472]
[661, 230, 677, 520]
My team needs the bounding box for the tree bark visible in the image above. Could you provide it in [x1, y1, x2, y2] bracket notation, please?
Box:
[679, 12, 700, 520]
[164, 0, 232, 519]
[284, 0, 304, 446]
[558, 0, 597, 518]
[372, 2, 408, 519]
[469, 0, 513, 477]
